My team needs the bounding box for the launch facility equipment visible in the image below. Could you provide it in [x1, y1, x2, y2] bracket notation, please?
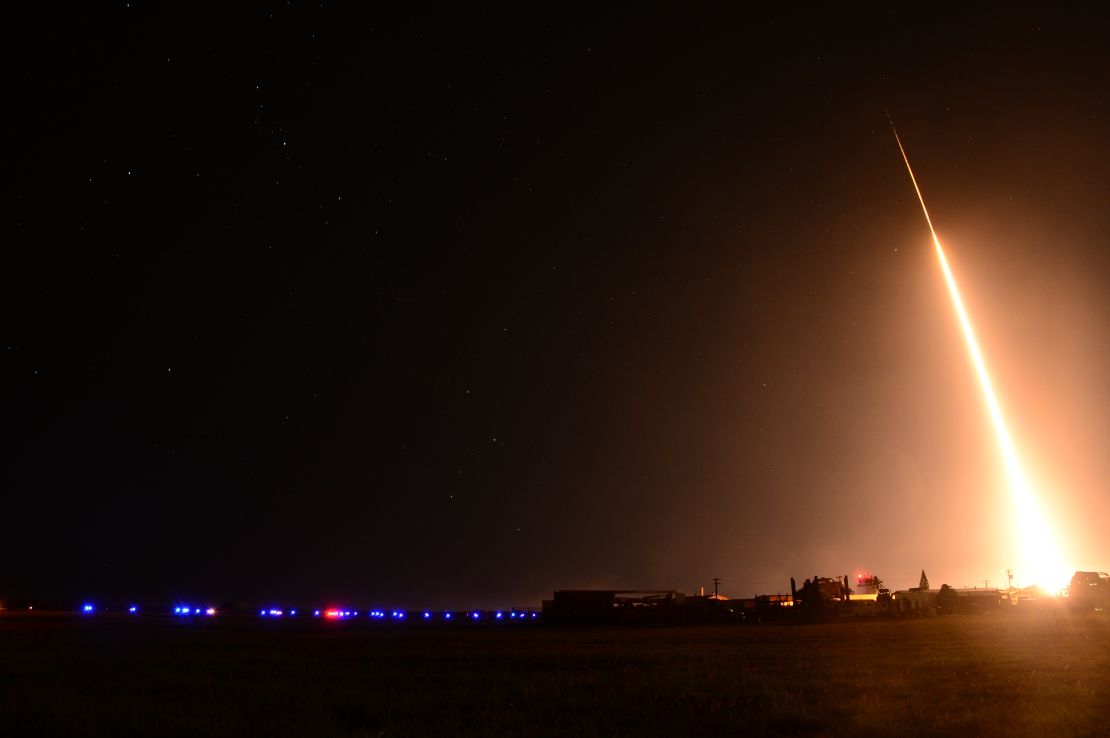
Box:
[542, 590, 686, 625]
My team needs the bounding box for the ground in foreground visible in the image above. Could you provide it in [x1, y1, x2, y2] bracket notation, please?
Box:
[2, 606, 1107, 736]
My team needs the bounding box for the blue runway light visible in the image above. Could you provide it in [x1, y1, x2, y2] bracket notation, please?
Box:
[129, 605, 138, 614]
[290, 610, 296, 616]
[510, 612, 517, 618]
[82, 604, 94, 613]
[445, 613, 452, 620]
[471, 611, 480, 620]
[314, 610, 321, 617]
[423, 611, 431, 619]
[259, 609, 267, 616]
[495, 611, 503, 619]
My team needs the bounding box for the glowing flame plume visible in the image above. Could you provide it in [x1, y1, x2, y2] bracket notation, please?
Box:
[890, 122, 1070, 591]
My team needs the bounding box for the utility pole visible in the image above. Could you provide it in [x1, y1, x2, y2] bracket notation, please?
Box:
[712, 577, 721, 599]
[1006, 568, 1013, 591]
[984, 579, 990, 589]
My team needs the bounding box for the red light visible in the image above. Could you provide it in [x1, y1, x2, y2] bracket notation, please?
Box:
[324, 609, 341, 619]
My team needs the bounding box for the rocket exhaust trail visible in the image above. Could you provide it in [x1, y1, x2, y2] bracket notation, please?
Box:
[889, 121, 1070, 591]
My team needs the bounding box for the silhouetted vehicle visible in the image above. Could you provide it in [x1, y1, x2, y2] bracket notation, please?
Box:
[1067, 571, 1110, 610]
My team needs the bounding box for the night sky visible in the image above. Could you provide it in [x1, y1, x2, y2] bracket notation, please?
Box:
[8, 6, 1110, 608]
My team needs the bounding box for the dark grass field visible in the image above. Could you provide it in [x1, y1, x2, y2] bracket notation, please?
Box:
[3, 605, 1108, 737]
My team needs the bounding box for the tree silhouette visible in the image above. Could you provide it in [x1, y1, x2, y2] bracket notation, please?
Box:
[936, 584, 958, 614]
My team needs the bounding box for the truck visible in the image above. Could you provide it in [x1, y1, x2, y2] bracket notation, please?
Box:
[1067, 571, 1110, 610]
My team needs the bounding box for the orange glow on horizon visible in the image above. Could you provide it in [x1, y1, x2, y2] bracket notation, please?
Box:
[891, 124, 1072, 592]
